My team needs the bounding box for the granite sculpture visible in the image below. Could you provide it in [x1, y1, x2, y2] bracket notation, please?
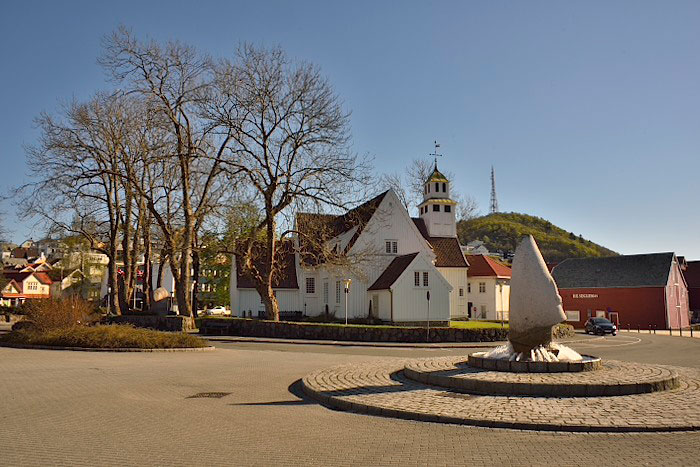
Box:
[484, 235, 583, 362]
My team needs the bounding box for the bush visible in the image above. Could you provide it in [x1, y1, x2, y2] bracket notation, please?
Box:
[0, 304, 27, 315]
[1, 324, 208, 349]
[553, 323, 575, 338]
[22, 297, 99, 332]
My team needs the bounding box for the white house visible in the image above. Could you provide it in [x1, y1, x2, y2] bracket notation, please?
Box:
[230, 164, 469, 323]
[465, 254, 512, 321]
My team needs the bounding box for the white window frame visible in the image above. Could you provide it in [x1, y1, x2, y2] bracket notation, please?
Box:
[423, 272, 429, 287]
[335, 280, 341, 304]
[385, 240, 398, 254]
[323, 282, 329, 304]
[565, 310, 580, 322]
[479, 282, 486, 293]
[459, 287, 464, 298]
[305, 277, 316, 295]
[414, 271, 420, 287]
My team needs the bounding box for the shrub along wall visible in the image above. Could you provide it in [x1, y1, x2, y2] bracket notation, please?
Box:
[198, 318, 510, 343]
[108, 315, 189, 332]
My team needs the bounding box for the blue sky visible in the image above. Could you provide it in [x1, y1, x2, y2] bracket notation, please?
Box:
[1, 1, 699, 258]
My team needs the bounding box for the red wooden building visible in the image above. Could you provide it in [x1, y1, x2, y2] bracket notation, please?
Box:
[682, 260, 700, 321]
[551, 253, 690, 330]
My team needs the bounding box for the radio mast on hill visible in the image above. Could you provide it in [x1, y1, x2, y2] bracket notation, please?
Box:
[490, 166, 499, 214]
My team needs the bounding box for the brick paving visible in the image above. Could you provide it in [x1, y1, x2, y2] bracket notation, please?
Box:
[303, 357, 700, 432]
[404, 357, 679, 396]
[2, 342, 700, 465]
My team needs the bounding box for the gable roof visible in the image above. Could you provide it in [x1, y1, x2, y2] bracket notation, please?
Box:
[368, 253, 419, 291]
[466, 254, 512, 278]
[411, 218, 467, 268]
[683, 261, 700, 288]
[296, 191, 389, 266]
[552, 253, 676, 289]
[235, 240, 298, 289]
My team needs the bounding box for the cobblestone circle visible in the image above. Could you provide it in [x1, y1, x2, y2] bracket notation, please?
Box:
[404, 357, 679, 396]
[302, 357, 700, 432]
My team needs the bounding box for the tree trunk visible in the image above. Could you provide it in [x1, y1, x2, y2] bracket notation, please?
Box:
[192, 248, 200, 318]
[142, 222, 152, 311]
[263, 214, 280, 321]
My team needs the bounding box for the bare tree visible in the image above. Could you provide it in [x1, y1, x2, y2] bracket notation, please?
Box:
[100, 27, 234, 318]
[20, 94, 137, 314]
[206, 44, 371, 320]
[377, 172, 409, 209]
[455, 193, 480, 221]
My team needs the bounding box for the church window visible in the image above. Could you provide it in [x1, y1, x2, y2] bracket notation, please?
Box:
[323, 282, 329, 304]
[467, 283, 471, 293]
[442, 183, 446, 192]
[414, 271, 420, 287]
[435, 182, 439, 192]
[479, 282, 486, 293]
[433, 205, 440, 212]
[423, 272, 429, 287]
[444, 205, 451, 213]
[306, 277, 316, 294]
[336, 281, 341, 303]
[459, 287, 464, 297]
[385, 240, 397, 254]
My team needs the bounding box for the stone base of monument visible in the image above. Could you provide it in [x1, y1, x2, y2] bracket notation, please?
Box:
[467, 352, 601, 373]
[403, 358, 678, 397]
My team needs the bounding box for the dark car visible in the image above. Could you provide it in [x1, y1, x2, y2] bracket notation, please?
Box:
[585, 317, 617, 336]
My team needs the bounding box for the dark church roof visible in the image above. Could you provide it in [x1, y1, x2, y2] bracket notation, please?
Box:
[368, 253, 419, 291]
[552, 253, 676, 289]
[296, 191, 389, 265]
[411, 218, 467, 268]
[235, 241, 299, 289]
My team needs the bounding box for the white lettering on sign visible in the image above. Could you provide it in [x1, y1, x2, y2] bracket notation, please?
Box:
[572, 293, 598, 299]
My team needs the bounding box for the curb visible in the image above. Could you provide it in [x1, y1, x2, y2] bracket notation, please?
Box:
[300, 374, 699, 433]
[205, 336, 505, 349]
[0, 342, 216, 352]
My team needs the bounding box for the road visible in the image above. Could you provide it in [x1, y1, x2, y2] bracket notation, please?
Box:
[1, 331, 699, 466]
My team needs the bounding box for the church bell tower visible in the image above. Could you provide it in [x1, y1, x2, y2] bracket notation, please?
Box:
[418, 161, 457, 238]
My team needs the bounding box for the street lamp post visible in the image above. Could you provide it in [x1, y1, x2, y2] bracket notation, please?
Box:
[343, 278, 352, 325]
[426, 290, 431, 342]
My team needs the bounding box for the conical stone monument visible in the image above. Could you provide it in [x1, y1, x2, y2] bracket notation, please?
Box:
[508, 235, 567, 353]
[480, 234, 583, 363]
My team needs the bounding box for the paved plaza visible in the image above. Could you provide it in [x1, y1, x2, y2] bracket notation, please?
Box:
[2, 332, 700, 465]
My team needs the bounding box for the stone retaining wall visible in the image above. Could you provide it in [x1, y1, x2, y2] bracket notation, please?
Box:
[199, 318, 510, 343]
[108, 315, 189, 332]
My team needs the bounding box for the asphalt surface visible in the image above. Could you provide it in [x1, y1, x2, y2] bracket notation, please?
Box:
[2, 330, 700, 466]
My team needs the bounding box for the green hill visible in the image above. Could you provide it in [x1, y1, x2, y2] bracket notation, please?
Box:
[457, 212, 617, 263]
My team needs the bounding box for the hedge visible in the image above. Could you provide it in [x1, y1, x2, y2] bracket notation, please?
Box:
[199, 317, 510, 343]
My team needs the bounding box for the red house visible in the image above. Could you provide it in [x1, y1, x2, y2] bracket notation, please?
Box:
[683, 260, 700, 321]
[551, 253, 690, 330]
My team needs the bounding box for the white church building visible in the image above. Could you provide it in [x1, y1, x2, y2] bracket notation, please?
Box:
[230, 165, 470, 323]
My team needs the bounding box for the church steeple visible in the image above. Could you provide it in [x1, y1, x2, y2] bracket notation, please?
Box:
[418, 156, 457, 238]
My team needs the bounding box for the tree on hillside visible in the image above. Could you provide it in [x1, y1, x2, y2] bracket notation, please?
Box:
[205, 44, 371, 320]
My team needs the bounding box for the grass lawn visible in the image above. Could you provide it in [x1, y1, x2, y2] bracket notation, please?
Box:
[450, 320, 509, 330]
[1, 324, 209, 349]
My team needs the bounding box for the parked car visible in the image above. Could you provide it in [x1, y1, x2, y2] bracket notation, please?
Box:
[584, 317, 617, 336]
[204, 306, 230, 316]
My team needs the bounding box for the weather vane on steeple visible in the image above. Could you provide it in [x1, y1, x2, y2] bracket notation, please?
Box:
[429, 140, 442, 168]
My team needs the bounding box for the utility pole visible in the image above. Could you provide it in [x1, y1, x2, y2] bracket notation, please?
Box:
[490, 166, 499, 214]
